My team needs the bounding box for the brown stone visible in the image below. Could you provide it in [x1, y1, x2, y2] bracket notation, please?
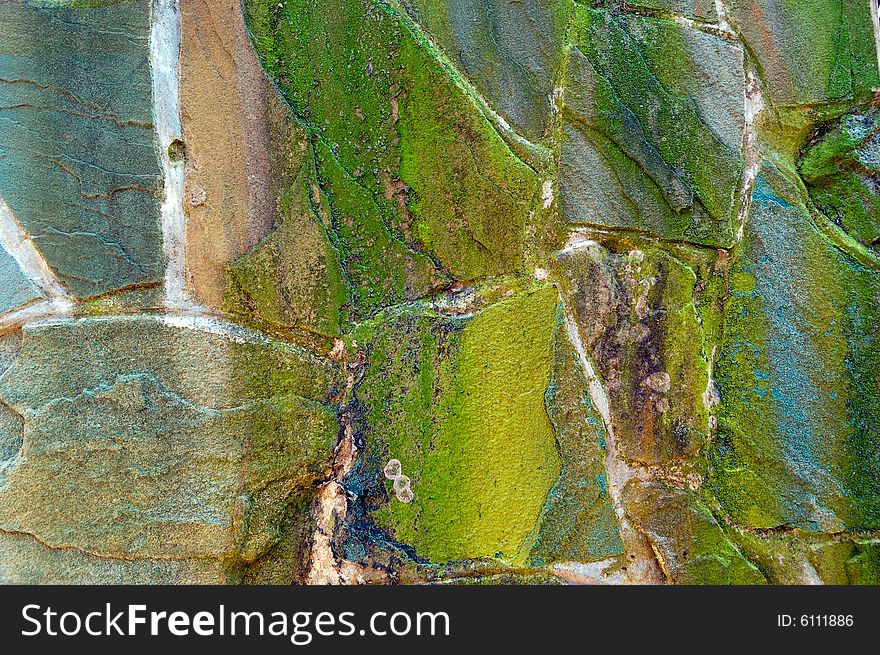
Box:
[179, 0, 281, 308]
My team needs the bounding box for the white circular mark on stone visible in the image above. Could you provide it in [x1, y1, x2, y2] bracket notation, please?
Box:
[384, 459, 413, 503]
[383, 458, 402, 480]
[393, 474, 411, 493]
[644, 371, 671, 394]
[396, 485, 414, 504]
[188, 187, 208, 207]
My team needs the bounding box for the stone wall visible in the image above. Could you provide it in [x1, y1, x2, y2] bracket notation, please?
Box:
[1, 0, 879, 585]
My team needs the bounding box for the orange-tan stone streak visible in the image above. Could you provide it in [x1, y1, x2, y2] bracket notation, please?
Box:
[178, 0, 277, 309]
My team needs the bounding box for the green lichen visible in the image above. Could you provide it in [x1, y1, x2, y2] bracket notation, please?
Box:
[226, 123, 348, 342]
[712, 164, 880, 532]
[556, 243, 714, 464]
[401, 0, 574, 141]
[244, 0, 538, 287]
[799, 106, 880, 250]
[725, 0, 880, 106]
[356, 286, 562, 563]
[314, 139, 439, 317]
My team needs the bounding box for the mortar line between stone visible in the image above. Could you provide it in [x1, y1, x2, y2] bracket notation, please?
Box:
[561, 307, 662, 584]
[150, 0, 188, 310]
[0, 195, 70, 301]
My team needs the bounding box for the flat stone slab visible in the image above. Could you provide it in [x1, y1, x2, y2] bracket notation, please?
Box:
[0, 247, 40, 316]
[561, 10, 744, 246]
[0, 2, 163, 298]
[0, 316, 339, 581]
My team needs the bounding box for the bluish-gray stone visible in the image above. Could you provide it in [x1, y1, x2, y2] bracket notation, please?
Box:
[0, 248, 40, 315]
[404, 0, 573, 141]
[0, 1, 163, 298]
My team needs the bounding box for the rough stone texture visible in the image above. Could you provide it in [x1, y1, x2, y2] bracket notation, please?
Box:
[352, 286, 565, 563]
[0, 333, 19, 374]
[712, 165, 880, 532]
[0, 532, 221, 585]
[2, 0, 880, 586]
[179, 0, 280, 309]
[561, 9, 744, 246]
[528, 317, 623, 566]
[616, 0, 717, 20]
[245, 0, 538, 291]
[0, 1, 162, 298]
[0, 335, 23, 489]
[0, 248, 40, 316]
[808, 541, 880, 585]
[800, 105, 880, 250]
[402, 0, 573, 141]
[225, 121, 348, 344]
[622, 480, 766, 584]
[725, 0, 880, 106]
[0, 317, 338, 582]
[558, 242, 718, 465]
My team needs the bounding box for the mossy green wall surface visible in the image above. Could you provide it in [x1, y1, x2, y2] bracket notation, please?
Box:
[355, 287, 566, 563]
[245, 0, 538, 288]
[1, 0, 880, 585]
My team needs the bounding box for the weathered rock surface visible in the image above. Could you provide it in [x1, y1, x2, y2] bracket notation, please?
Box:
[225, 122, 348, 344]
[0, 1, 162, 298]
[352, 286, 566, 563]
[0, 248, 40, 316]
[725, 0, 879, 106]
[618, 0, 717, 20]
[622, 480, 766, 584]
[1, 0, 879, 586]
[402, 0, 573, 141]
[800, 105, 880, 251]
[561, 9, 744, 246]
[179, 0, 281, 309]
[0, 531, 221, 585]
[558, 241, 719, 465]
[528, 316, 623, 566]
[245, 0, 538, 289]
[0, 317, 338, 582]
[712, 165, 880, 532]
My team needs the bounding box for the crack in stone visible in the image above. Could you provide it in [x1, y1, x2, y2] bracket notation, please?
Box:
[0, 526, 217, 564]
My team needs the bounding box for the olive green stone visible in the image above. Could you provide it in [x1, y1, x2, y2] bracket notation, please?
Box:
[0, 317, 338, 582]
[725, 0, 880, 106]
[226, 122, 349, 339]
[800, 106, 880, 250]
[402, 0, 573, 140]
[244, 0, 538, 289]
[623, 480, 766, 585]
